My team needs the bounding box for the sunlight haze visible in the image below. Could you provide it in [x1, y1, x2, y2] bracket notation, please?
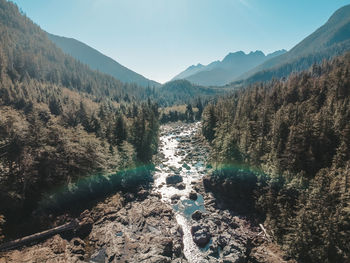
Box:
[11, 0, 350, 83]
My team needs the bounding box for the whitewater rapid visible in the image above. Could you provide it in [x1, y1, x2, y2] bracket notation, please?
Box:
[153, 122, 208, 262]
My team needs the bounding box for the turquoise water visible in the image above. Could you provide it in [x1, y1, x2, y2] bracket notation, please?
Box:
[173, 194, 205, 220]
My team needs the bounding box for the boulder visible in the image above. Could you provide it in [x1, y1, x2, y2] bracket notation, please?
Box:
[175, 183, 186, 190]
[191, 224, 211, 248]
[171, 194, 181, 201]
[182, 163, 191, 170]
[191, 210, 202, 221]
[90, 248, 106, 263]
[189, 191, 197, 201]
[166, 175, 183, 185]
[70, 238, 85, 256]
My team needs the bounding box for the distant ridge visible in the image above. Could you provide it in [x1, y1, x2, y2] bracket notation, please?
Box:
[48, 33, 160, 88]
[236, 4, 350, 84]
[171, 50, 286, 86]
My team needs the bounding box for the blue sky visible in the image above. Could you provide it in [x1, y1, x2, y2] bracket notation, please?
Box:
[10, 0, 350, 83]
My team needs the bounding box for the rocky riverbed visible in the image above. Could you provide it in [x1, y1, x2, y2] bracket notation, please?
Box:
[0, 191, 186, 263]
[152, 122, 291, 263]
[0, 122, 291, 263]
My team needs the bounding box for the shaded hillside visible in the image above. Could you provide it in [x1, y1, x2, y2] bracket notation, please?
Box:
[48, 33, 160, 88]
[172, 63, 206, 80]
[157, 79, 228, 106]
[202, 52, 350, 262]
[237, 4, 350, 84]
[0, 2, 155, 102]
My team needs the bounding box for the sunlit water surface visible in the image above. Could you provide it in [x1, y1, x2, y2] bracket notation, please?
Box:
[153, 123, 208, 262]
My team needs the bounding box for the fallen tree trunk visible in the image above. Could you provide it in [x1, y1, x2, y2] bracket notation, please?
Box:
[0, 219, 79, 251]
[259, 223, 272, 242]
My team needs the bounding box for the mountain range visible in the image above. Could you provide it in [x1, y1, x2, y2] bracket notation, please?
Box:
[48, 33, 160, 88]
[234, 4, 350, 84]
[46, 4, 350, 90]
[172, 4, 350, 87]
[172, 50, 286, 86]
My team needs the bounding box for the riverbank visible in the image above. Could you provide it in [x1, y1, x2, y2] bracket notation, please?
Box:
[153, 122, 293, 263]
[0, 190, 185, 262]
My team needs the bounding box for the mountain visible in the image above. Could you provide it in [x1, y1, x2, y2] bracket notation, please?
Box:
[172, 63, 206, 80]
[0, 1, 153, 102]
[237, 4, 350, 84]
[48, 33, 160, 88]
[172, 50, 286, 86]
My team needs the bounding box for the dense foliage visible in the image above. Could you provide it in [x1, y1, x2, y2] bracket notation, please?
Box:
[0, 0, 159, 238]
[202, 53, 350, 262]
[156, 79, 226, 107]
[159, 99, 204, 123]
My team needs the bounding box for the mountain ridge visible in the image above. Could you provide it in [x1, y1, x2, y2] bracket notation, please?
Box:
[48, 33, 160, 88]
[172, 49, 286, 86]
[235, 4, 350, 84]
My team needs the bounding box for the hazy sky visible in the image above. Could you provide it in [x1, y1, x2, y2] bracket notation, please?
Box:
[11, 0, 350, 83]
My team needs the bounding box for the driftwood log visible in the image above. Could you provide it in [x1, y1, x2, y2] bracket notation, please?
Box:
[259, 223, 272, 242]
[0, 219, 79, 251]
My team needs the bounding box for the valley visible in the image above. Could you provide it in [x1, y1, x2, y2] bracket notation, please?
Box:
[0, 1, 350, 262]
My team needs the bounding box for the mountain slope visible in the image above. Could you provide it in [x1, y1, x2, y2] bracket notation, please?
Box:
[172, 63, 206, 80]
[172, 50, 286, 86]
[237, 4, 350, 84]
[48, 33, 160, 88]
[0, 1, 155, 102]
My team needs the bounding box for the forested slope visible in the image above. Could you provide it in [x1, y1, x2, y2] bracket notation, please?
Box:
[202, 52, 350, 262]
[0, 0, 159, 240]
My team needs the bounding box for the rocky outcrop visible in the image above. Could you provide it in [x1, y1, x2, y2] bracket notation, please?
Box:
[0, 234, 84, 263]
[193, 169, 293, 262]
[191, 224, 211, 248]
[1, 191, 186, 263]
[87, 192, 185, 262]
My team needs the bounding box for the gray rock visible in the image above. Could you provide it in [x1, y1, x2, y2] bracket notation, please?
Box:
[189, 191, 198, 200]
[171, 194, 181, 201]
[166, 175, 183, 185]
[191, 210, 202, 221]
[90, 248, 106, 263]
[191, 224, 211, 248]
[175, 183, 186, 190]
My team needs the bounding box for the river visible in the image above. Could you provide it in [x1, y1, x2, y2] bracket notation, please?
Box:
[153, 122, 209, 262]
